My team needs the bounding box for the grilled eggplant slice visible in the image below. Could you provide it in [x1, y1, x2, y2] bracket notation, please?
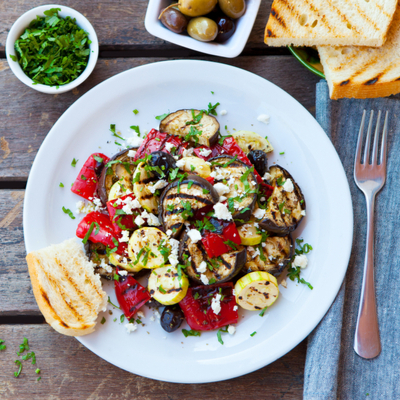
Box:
[209, 155, 258, 224]
[179, 232, 247, 284]
[248, 150, 269, 177]
[243, 234, 294, 277]
[159, 175, 219, 238]
[159, 109, 220, 147]
[258, 165, 305, 235]
[84, 241, 114, 279]
[133, 162, 159, 214]
[98, 148, 136, 205]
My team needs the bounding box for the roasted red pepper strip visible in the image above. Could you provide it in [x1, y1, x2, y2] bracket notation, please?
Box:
[106, 193, 141, 234]
[179, 282, 238, 331]
[114, 268, 151, 319]
[259, 182, 274, 201]
[133, 129, 168, 161]
[76, 211, 127, 255]
[71, 153, 110, 200]
[201, 222, 241, 258]
[161, 135, 184, 154]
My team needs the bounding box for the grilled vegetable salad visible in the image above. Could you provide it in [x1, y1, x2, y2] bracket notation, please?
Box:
[71, 108, 311, 338]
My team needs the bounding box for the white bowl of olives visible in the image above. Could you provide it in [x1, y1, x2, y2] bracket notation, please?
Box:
[145, 0, 262, 58]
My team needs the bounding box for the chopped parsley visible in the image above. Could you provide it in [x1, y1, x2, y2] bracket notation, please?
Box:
[180, 200, 193, 220]
[120, 314, 125, 323]
[0, 340, 6, 351]
[130, 125, 141, 136]
[278, 202, 285, 212]
[250, 331, 257, 337]
[185, 109, 203, 126]
[217, 326, 229, 345]
[81, 222, 95, 244]
[276, 176, 284, 186]
[13, 8, 90, 87]
[182, 329, 201, 338]
[101, 317, 106, 324]
[93, 155, 103, 163]
[184, 125, 202, 144]
[107, 296, 120, 309]
[14, 360, 23, 378]
[287, 239, 314, 290]
[71, 158, 78, 167]
[155, 112, 169, 121]
[59, 182, 64, 188]
[158, 286, 166, 294]
[62, 206, 75, 219]
[133, 109, 139, 115]
[279, 152, 285, 155]
[206, 102, 220, 116]
[259, 306, 268, 317]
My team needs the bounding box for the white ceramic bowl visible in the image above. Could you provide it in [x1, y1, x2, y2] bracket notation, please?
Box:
[145, 0, 261, 58]
[6, 4, 99, 94]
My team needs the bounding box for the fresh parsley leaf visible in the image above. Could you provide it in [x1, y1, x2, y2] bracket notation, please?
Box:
[107, 296, 120, 309]
[0, 340, 6, 351]
[59, 182, 64, 188]
[158, 286, 166, 294]
[155, 112, 169, 121]
[182, 329, 201, 338]
[250, 331, 257, 337]
[10, 55, 18, 62]
[130, 125, 141, 136]
[14, 360, 23, 378]
[259, 306, 268, 317]
[71, 158, 78, 167]
[133, 109, 139, 115]
[217, 326, 229, 344]
[101, 317, 106, 324]
[206, 102, 220, 116]
[93, 155, 103, 163]
[62, 206, 75, 220]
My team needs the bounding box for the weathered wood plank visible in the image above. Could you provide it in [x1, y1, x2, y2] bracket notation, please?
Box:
[1, 0, 273, 53]
[0, 324, 306, 399]
[0, 56, 319, 181]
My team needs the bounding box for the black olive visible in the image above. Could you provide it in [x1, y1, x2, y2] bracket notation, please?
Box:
[248, 150, 269, 177]
[149, 151, 177, 179]
[147, 298, 164, 309]
[215, 15, 236, 43]
[160, 305, 185, 333]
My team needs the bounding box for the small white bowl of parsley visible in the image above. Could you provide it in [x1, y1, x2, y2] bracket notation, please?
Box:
[6, 5, 99, 94]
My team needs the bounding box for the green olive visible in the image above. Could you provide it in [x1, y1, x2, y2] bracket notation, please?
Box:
[178, 0, 218, 17]
[187, 17, 218, 42]
[218, 0, 246, 19]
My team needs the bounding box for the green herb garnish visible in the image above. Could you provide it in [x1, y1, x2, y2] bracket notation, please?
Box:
[59, 182, 64, 188]
[14, 360, 23, 378]
[101, 317, 106, 324]
[62, 206, 75, 219]
[250, 331, 257, 337]
[259, 306, 268, 317]
[133, 109, 139, 115]
[13, 8, 91, 87]
[217, 326, 229, 345]
[0, 340, 6, 351]
[71, 158, 78, 167]
[182, 329, 201, 338]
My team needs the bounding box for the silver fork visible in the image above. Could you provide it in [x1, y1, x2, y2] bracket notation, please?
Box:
[353, 110, 389, 359]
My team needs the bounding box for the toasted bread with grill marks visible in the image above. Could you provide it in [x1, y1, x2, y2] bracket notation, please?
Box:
[264, 0, 398, 47]
[318, 5, 400, 99]
[26, 238, 107, 336]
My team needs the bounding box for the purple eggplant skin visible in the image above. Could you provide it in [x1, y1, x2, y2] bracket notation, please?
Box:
[159, 175, 219, 239]
[258, 165, 306, 236]
[98, 147, 137, 206]
[208, 155, 258, 225]
[179, 231, 247, 285]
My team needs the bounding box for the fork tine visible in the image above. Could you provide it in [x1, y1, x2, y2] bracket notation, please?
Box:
[380, 111, 389, 166]
[363, 110, 374, 165]
[371, 110, 382, 165]
[355, 110, 366, 167]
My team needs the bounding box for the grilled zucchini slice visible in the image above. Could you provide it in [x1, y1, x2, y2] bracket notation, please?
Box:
[148, 265, 189, 305]
[179, 232, 246, 285]
[235, 271, 279, 311]
[159, 109, 220, 147]
[237, 219, 262, 246]
[108, 252, 144, 273]
[258, 165, 306, 235]
[243, 234, 294, 277]
[209, 155, 258, 224]
[177, 156, 211, 178]
[231, 131, 273, 154]
[133, 162, 159, 214]
[159, 175, 219, 238]
[128, 227, 169, 269]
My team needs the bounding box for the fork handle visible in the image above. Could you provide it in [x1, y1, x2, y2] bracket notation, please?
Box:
[354, 194, 381, 359]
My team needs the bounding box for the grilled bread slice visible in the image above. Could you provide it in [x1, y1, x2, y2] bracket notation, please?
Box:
[318, 6, 400, 99]
[26, 238, 107, 336]
[264, 0, 398, 47]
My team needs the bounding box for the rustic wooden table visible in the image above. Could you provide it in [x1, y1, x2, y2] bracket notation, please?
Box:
[0, 1, 320, 398]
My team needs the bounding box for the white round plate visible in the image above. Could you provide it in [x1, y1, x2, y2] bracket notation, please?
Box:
[24, 60, 353, 383]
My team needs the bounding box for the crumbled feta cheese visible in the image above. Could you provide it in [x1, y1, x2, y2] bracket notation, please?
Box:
[210, 168, 224, 180]
[251, 181, 256, 186]
[100, 258, 113, 273]
[293, 254, 308, 269]
[150, 316, 155, 322]
[197, 261, 207, 273]
[169, 238, 180, 254]
[214, 182, 230, 197]
[211, 294, 222, 315]
[134, 215, 145, 226]
[200, 274, 209, 285]
[119, 230, 130, 243]
[76, 200, 95, 215]
[253, 208, 266, 220]
[213, 202, 233, 221]
[126, 135, 144, 148]
[254, 222, 259, 228]
[262, 242, 266, 248]
[137, 311, 145, 319]
[176, 159, 186, 168]
[233, 305, 238, 312]
[220, 110, 227, 116]
[142, 211, 161, 226]
[118, 270, 128, 276]
[127, 150, 137, 158]
[182, 147, 194, 157]
[166, 229, 172, 236]
[301, 210, 306, 216]
[262, 172, 272, 181]
[92, 197, 103, 211]
[199, 148, 212, 157]
[168, 253, 179, 267]
[125, 322, 138, 334]
[282, 179, 294, 193]
[164, 142, 174, 152]
[219, 196, 227, 202]
[232, 289, 236, 296]
[154, 310, 161, 320]
[187, 229, 202, 244]
[257, 114, 270, 124]
[260, 197, 266, 202]
[227, 176, 235, 186]
[122, 196, 141, 215]
[228, 325, 236, 335]
[149, 179, 168, 194]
